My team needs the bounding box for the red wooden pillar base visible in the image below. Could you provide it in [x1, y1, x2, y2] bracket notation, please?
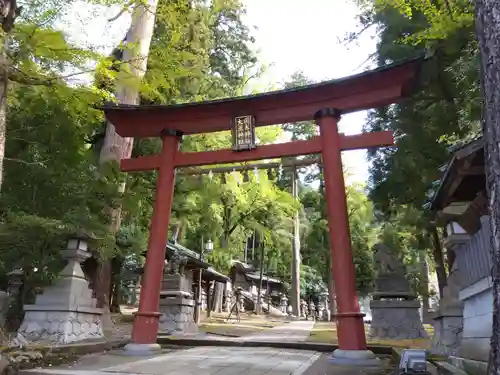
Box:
[315, 108, 368, 351]
[129, 130, 181, 349]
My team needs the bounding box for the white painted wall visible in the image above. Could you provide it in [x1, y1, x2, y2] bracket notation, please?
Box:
[458, 276, 493, 362]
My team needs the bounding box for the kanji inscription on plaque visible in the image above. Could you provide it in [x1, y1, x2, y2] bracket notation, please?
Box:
[232, 115, 256, 151]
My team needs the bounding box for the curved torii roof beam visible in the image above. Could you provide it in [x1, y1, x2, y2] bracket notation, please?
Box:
[102, 56, 425, 138]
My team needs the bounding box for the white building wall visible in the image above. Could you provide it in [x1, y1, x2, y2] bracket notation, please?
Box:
[458, 276, 493, 362]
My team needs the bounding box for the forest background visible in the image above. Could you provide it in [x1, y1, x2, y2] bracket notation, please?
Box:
[0, 0, 482, 329]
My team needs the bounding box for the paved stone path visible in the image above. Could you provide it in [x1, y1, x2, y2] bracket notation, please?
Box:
[237, 320, 315, 342]
[23, 320, 325, 375]
[26, 347, 321, 375]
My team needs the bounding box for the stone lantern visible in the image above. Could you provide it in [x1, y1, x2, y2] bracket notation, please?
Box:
[7, 269, 23, 295]
[17, 232, 103, 343]
[443, 221, 470, 251]
[279, 294, 288, 313]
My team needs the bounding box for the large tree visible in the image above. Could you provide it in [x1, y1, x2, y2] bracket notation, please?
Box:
[473, 1, 500, 373]
[356, 0, 500, 370]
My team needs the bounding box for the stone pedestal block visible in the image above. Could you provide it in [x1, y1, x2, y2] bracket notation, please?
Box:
[19, 308, 103, 343]
[158, 296, 197, 334]
[18, 236, 103, 344]
[430, 306, 463, 356]
[369, 299, 428, 339]
[161, 273, 193, 297]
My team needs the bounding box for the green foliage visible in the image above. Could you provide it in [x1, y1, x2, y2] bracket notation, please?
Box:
[360, 0, 474, 44]
[7, 1, 106, 87]
[0, 83, 123, 275]
[97, 0, 258, 104]
[361, 0, 480, 215]
[0, 0, 385, 314]
[356, 0, 481, 292]
[300, 264, 327, 300]
[301, 182, 378, 294]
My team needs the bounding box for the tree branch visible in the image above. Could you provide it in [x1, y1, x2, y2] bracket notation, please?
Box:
[108, 0, 135, 22]
[4, 157, 44, 165]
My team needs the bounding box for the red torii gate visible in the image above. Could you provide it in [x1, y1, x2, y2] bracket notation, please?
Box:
[103, 57, 424, 361]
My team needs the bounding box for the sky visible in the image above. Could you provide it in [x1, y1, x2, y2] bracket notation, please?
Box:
[66, 0, 378, 184]
[241, 0, 378, 184]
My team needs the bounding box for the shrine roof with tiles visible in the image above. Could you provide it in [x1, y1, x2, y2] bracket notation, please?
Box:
[425, 136, 485, 212]
[102, 56, 426, 138]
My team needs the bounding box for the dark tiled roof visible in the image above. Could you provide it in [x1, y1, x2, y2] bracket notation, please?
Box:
[424, 136, 484, 211]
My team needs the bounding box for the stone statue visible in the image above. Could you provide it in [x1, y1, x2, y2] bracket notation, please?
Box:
[166, 250, 188, 275]
[369, 243, 427, 340]
[373, 243, 405, 275]
[430, 262, 463, 356]
[372, 243, 412, 296]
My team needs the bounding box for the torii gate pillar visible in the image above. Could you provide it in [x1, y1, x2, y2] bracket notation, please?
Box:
[126, 131, 180, 353]
[315, 108, 377, 364]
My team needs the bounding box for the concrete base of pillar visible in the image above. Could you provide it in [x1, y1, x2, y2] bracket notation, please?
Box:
[329, 349, 381, 367]
[122, 343, 162, 356]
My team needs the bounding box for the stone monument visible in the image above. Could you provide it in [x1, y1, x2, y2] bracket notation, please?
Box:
[430, 262, 463, 356]
[321, 292, 330, 321]
[238, 291, 245, 313]
[300, 299, 307, 317]
[309, 301, 316, 320]
[18, 234, 103, 343]
[279, 294, 288, 313]
[225, 284, 233, 312]
[369, 243, 428, 340]
[158, 249, 197, 334]
[318, 302, 325, 320]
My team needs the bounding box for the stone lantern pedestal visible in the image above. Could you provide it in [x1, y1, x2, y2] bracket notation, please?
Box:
[430, 262, 463, 356]
[369, 244, 427, 340]
[18, 234, 103, 343]
[158, 254, 197, 335]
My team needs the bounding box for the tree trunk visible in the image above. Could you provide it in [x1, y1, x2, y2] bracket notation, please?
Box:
[94, 260, 114, 333]
[290, 167, 301, 317]
[0, 0, 21, 192]
[430, 226, 447, 298]
[420, 252, 431, 324]
[212, 282, 223, 313]
[109, 257, 123, 313]
[328, 257, 336, 321]
[206, 281, 212, 318]
[95, 0, 159, 325]
[473, 2, 500, 373]
[0, 77, 6, 193]
[256, 245, 265, 314]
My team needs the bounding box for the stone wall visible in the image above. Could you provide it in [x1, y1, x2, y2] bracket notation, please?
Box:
[19, 309, 103, 343]
[430, 310, 463, 356]
[458, 276, 492, 362]
[158, 296, 196, 334]
[158, 271, 197, 335]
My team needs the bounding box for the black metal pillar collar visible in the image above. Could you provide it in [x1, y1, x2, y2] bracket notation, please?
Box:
[160, 129, 184, 138]
[314, 108, 342, 122]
